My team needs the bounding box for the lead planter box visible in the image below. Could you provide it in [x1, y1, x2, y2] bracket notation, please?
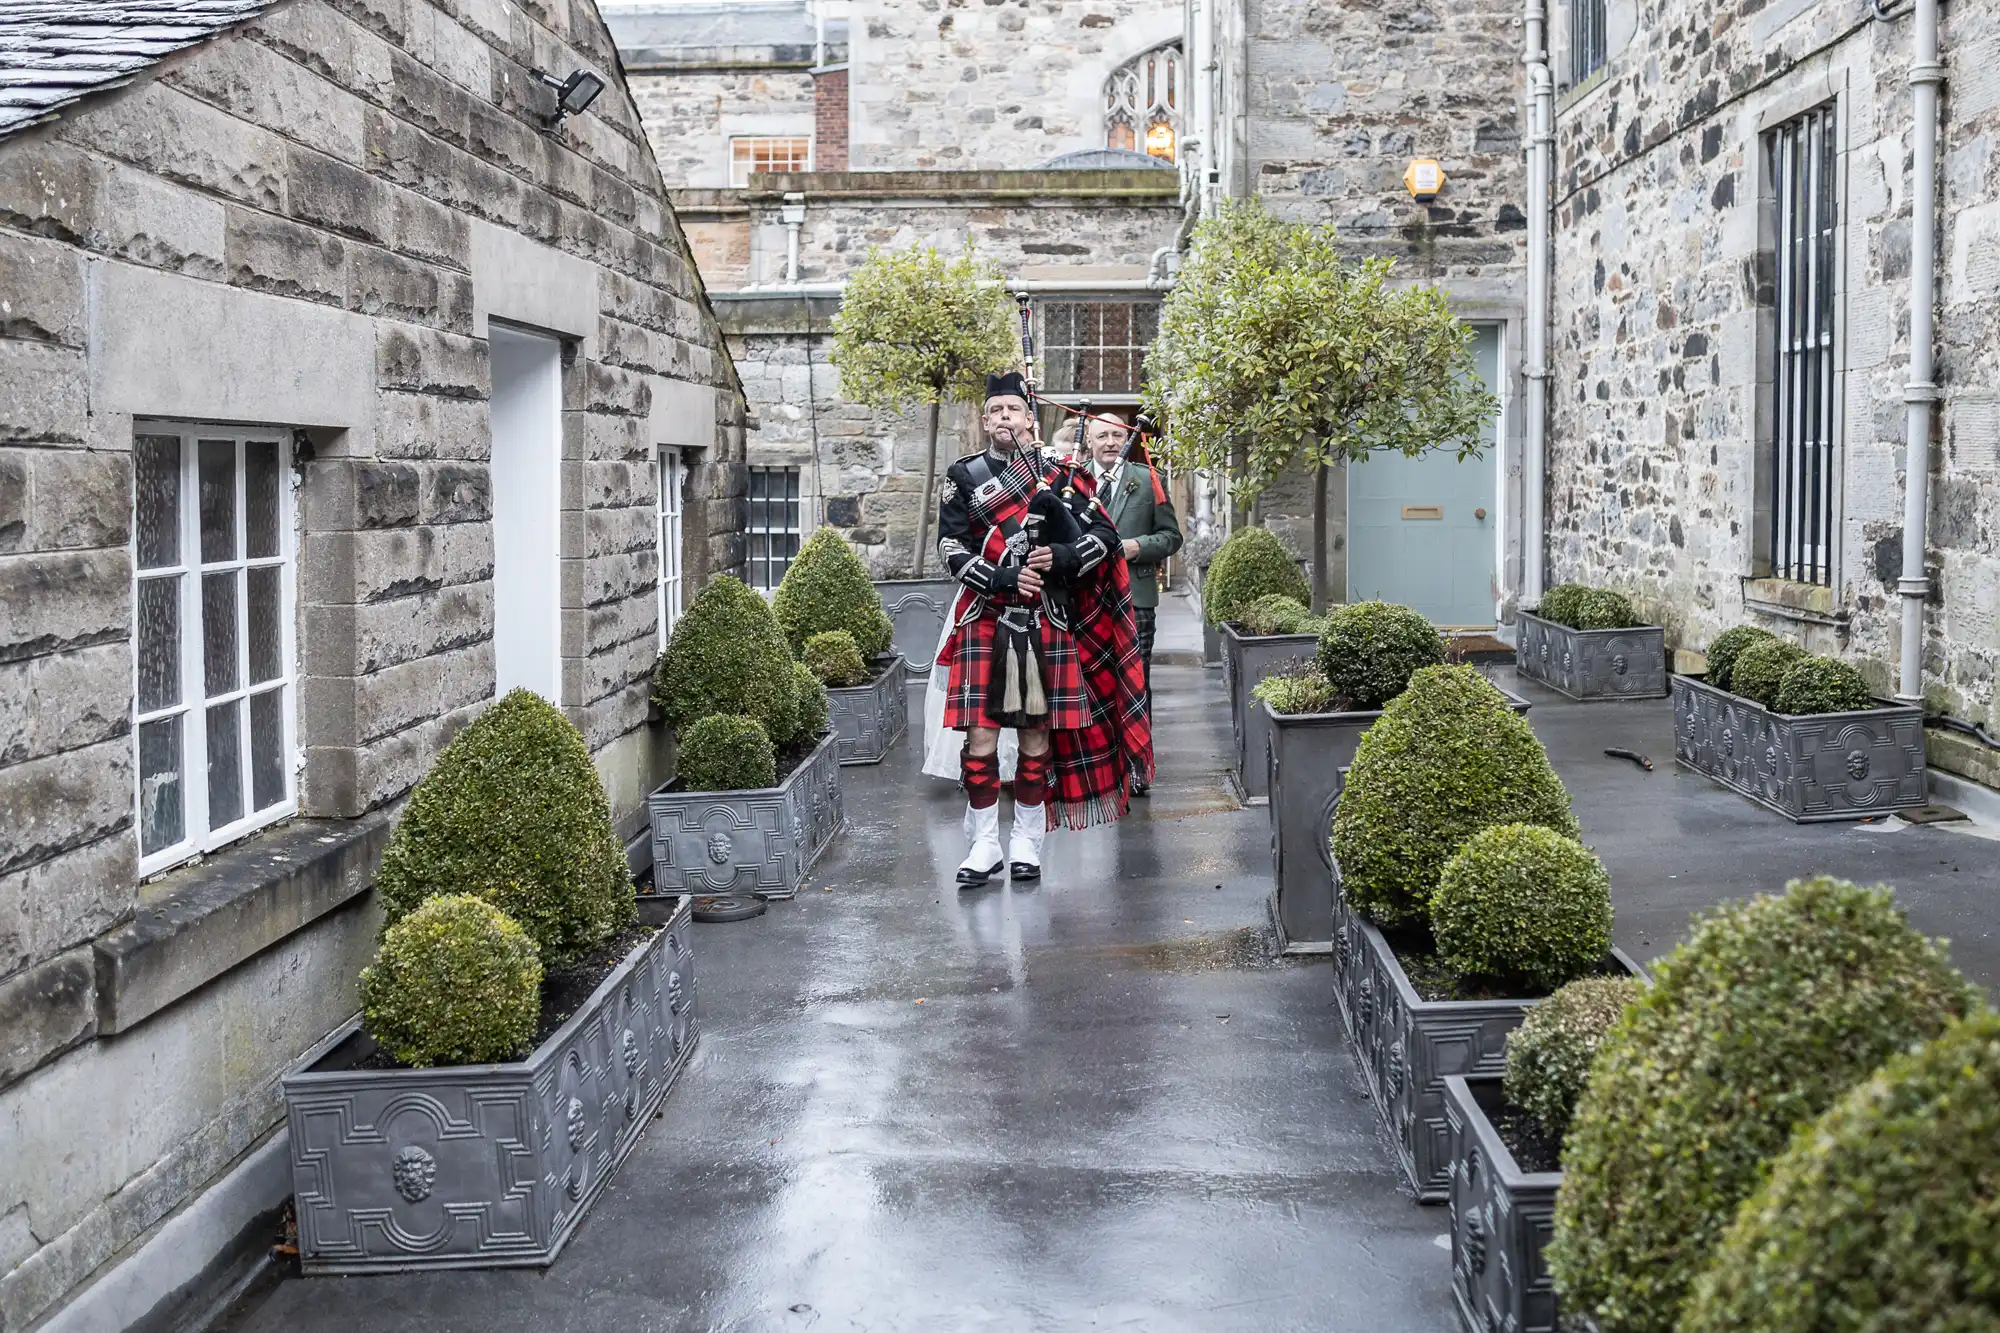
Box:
[873, 577, 959, 674]
[1670, 674, 1927, 821]
[1515, 612, 1668, 700]
[1222, 625, 1320, 804]
[1444, 1076, 1562, 1333]
[649, 731, 843, 899]
[1265, 685, 1531, 954]
[1331, 886, 1640, 1202]
[283, 898, 699, 1275]
[827, 654, 907, 765]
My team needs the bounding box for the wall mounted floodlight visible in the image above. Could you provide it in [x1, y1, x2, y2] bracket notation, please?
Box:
[534, 68, 605, 127]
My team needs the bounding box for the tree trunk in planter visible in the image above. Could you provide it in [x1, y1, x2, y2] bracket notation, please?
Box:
[913, 397, 942, 577]
[1310, 458, 1330, 614]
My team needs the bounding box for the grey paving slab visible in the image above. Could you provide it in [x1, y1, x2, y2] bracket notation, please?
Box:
[224, 600, 1453, 1332]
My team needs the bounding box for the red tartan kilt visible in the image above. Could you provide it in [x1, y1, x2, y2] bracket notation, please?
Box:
[943, 613, 1091, 731]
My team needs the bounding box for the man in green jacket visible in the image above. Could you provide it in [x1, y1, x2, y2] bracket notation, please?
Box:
[1086, 409, 1182, 794]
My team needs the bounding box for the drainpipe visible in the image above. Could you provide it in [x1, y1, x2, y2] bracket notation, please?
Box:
[1896, 0, 1944, 703]
[1521, 0, 1554, 605]
[781, 192, 807, 285]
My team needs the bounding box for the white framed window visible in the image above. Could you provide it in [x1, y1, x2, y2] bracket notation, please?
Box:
[746, 466, 802, 590]
[658, 446, 685, 646]
[1039, 299, 1162, 396]
[1105, 44, 1182, 162]
[730, 136, 811, 187]
[133, 425, 297, 876]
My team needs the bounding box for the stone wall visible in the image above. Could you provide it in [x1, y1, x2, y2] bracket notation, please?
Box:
[0, 0, 741, 1324]
[848, 0, 1184, 171]
[628, 66, 817, 189]
[1542, 0, 2000, 733]
[1241, 0, 1528, 286]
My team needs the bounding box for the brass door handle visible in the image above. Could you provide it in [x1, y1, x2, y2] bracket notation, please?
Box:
[1474, 507, 1488, 520]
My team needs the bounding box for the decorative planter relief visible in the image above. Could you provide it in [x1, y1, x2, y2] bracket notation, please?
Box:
[826, 654, 907, 765]
[1444, 1075, 1562, 1333]
[649, 731, 844, 899]
[873, 577, 958, 674]
[1332, 884, 1641, 1202]
[1670, 674, 1926, 821]
[1221, 624, 1320, 805]
[1514, 612, 1668, 701]
[1265, 685, 1530, 954]
[282, 898, 699, 1274]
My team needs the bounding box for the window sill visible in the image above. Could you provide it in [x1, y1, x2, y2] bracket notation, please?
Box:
[1741, 576, 1845, 627]
[94, 812, 394, 1036]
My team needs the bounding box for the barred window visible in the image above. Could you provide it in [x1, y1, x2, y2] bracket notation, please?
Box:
[730, 136, 810, 187]
[1040, 301, 1161, 396]
[1570, 0, 1607, 84]
[133, 425, 296, 874]
[1767, 103, 1839, 586]
[747, 466, 802, 590]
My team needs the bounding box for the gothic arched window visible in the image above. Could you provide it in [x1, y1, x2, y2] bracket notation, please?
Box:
[1105, 43, 1182, 163]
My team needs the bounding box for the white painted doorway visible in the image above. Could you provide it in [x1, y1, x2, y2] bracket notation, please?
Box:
[489, 325, 562, 703]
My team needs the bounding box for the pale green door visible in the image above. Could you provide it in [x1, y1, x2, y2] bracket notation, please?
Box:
[1345, 323, 1501, 628]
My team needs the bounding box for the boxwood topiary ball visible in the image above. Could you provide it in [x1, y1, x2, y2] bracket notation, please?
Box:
[1772, 654, 1874, 715]
[1315, 600, 1446, 710]
[361, 894, 543, 1068]
[1431, 824, 1614, 992]
[1536, 583, 1591, 627]
[1503, 975, 1645, 1140]
[655, 575, 801, 738]
[1330, 664, 1580, 927]
[676, 714, 777, 791]
[1702, 624, 1777, 691]
[773, 527, 893, 659]
[374, 689, 633, 968]
[1546, 876, 1978, 1333]
[1568, 588, 1639, 630]
[1727, 636, 1808, 708]
[803, 629, 870, 687]
[1680, 1010, 2000, 1333]
[1238, 593, 1312, 636]
[1203, 526, 1309, 627]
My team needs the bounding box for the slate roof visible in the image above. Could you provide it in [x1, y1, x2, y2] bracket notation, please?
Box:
[0, 0, 282, 139]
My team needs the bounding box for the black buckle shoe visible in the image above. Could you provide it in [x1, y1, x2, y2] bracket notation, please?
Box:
[1009, 861, 1041, 881]
[956, 861, 1004, 888]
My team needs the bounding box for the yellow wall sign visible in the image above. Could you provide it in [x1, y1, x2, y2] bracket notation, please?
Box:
[1403, 159, 1446, 202]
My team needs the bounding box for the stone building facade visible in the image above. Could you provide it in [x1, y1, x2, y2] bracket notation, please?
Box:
[614, 0, 1193, 580]
[1539, 0, 2000, 778]
[0, 1, 742, 1326]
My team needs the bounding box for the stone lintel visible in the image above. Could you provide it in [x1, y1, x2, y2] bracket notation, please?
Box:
[708, 291, 844, 336]
[1741, 576, 1842, 623]
[94, 812, 394, 1035]
[740, 169, 1184, 201]
[621, 42, 839, 73]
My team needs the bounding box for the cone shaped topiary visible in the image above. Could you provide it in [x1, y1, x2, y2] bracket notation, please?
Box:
[1203, 526, 1309, 626]
[1431, 823, 1614, 992]
[655, 575, 802, 739]
[803, 629, 871, 687]
[1546, 876, 1979, 1333]
[1702, 624, 1777, 691]
[374, 689, 632, 967]
[676, 714, 776, 792]
[1681, 1010, 2000, 1333]
[773, 526, 893, 659]
[1238, 593, 1312, 635]
[1728, 636, 1808, 708]
[1331, 665, 1579, 927]
[1773, 654, 1875, 715]
[360, 894, 543, 1068]
[1315, 600, 1446, 709]
[1503, 975, 1645, 1140]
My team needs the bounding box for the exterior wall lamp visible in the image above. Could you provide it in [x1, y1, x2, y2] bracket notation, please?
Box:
[534, 68, 605, 129]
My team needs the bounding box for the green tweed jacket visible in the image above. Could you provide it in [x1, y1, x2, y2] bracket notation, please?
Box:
[1096, 461, 1183, 610]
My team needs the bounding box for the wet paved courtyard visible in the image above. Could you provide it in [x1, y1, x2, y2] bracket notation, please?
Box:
[225, 595, 1998, 1332]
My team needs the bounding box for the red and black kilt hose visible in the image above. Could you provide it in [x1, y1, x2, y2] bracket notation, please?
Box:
[941, 610, 1090, 731]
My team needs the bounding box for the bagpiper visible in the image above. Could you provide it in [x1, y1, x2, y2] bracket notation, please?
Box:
[934, 371, 1154, 886]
